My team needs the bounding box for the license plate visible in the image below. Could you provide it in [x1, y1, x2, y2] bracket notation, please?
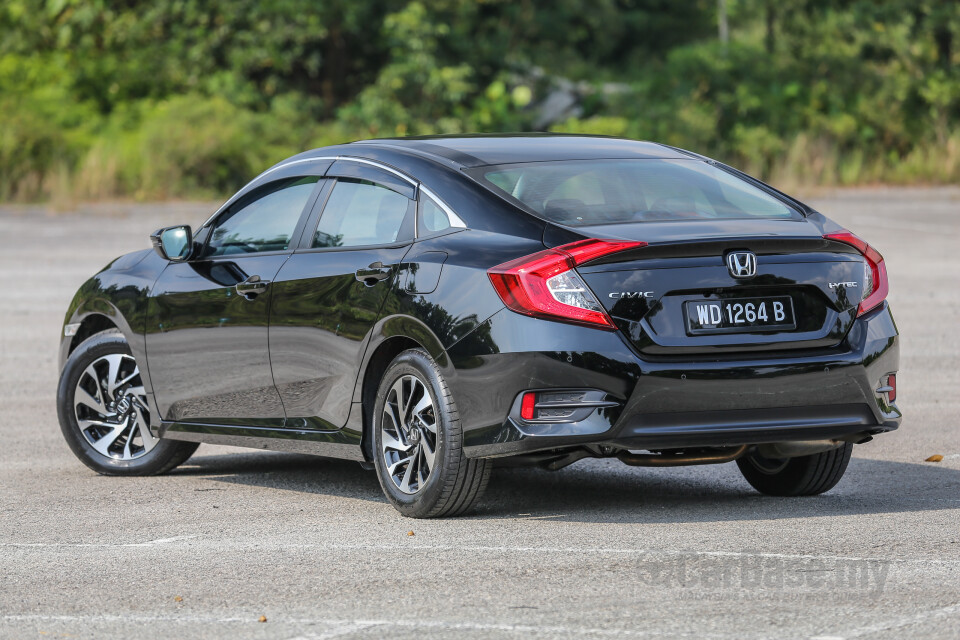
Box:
[685, 296, 795, 335]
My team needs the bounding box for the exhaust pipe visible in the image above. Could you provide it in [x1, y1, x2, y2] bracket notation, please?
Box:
[618, 445, 748, 467]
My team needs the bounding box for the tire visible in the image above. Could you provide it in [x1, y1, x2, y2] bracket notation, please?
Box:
[736, 443, 853, 497]
[371, 348, 491, 518]
[56, 329, 198, 475]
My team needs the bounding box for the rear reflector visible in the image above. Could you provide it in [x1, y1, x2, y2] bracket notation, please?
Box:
[823, 230, 889, 317]
[488, 239, 646, 329]
[887, 374, 897, 403]
[520, 392, 537, 420]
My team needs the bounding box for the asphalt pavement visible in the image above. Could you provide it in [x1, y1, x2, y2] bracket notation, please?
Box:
[1, 189, 958, 639]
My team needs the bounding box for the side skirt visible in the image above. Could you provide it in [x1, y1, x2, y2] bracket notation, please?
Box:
[158, 421, 365, 461]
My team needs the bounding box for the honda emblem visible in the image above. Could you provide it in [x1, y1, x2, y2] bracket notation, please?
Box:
[726, 251, 757, 278]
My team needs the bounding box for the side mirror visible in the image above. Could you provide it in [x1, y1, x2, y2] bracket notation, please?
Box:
[150, 225, 193, 262]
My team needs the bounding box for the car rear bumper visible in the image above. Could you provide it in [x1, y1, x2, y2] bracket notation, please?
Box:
[449, 302, 900, 459]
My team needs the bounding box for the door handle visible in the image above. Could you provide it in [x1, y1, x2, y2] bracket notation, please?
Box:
[236, 275, 270, 299]
[355, 262, 393, 286]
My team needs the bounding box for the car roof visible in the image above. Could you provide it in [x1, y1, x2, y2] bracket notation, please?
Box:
[347, 134, 690, 168]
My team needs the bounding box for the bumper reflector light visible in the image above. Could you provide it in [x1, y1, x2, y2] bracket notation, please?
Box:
[520, 392, 537, 420]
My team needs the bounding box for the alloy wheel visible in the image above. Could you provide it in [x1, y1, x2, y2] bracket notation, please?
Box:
[380, 374, 438, 494]
[73, 353, 158, 460]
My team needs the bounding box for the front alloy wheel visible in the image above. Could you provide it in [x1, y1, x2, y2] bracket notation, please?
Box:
[57, 329, 198, 475]
[74, 353, 157, 460]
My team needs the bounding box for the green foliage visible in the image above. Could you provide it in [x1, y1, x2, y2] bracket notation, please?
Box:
[555, 0, 960, 186]
[0, 0, 957, 201]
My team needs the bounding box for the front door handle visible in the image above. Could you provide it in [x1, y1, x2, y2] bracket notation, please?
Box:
[236, 274, 270, 299]
[355, 262, 392, 286]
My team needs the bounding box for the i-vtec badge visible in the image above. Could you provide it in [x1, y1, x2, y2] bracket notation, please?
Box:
[829, 282, 858, 289]
[609, 291, 655, 299]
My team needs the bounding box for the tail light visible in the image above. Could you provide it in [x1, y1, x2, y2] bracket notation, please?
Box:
[488, 239, 646, 329]
[823, 230, 888, 316]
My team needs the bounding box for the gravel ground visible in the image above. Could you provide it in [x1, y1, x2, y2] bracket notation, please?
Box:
[1, 189, 958, 640]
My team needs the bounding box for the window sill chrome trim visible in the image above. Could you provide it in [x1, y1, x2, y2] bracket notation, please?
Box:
[192, 249, 294, 261]
[293, 240, 413, 254]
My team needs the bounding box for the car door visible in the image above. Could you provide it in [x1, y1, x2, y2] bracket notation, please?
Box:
[269, 160, 416, 430]
[145, 175, 324, 424]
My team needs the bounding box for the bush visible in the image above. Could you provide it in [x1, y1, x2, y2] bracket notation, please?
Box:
[1, 1, 958, 202]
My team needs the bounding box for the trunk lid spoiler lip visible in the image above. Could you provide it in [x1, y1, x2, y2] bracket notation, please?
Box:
[544, 218, 851, 271]
[545, 219, 826, 248]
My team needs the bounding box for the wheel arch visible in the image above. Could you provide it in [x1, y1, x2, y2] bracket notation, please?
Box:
[59, 294, 159, 426]
[68, 312, 120, 357]
[60, 297, 139, 370]
[356, 315, 450, 462]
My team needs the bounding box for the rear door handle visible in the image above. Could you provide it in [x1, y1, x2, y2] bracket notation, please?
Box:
[236, 275, 270, 299]
[355, 262, 392, 286]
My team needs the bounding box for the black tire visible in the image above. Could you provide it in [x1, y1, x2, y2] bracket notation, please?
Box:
[57, 329, 198, 475]
[371, 348, 491, 518]
[736, 443, 853, 496]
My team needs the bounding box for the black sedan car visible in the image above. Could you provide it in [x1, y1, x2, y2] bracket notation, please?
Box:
[57, 135, 900, 517]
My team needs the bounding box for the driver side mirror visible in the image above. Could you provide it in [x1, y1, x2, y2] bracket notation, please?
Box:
[150, 225, 193, 262]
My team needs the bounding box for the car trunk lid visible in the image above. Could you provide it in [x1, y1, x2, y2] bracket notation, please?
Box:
[564, 219, 866, 355]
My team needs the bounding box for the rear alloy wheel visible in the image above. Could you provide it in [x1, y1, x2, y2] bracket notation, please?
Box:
[380, 374, 438, 494]
[736, 443, 853, 497]
[57, 329, 198, 475]
[372, 349, 490, 518]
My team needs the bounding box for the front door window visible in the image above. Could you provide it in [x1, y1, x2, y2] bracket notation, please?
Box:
[207, 177, 320, 256]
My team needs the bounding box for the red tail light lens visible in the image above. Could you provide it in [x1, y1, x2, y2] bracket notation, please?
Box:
[488, 239, 646, 329]
[823, 230, 889, 316]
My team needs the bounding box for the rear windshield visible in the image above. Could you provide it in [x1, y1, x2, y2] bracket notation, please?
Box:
[473, 159, 799, 226]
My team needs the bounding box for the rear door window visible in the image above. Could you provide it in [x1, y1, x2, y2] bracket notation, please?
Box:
[312, 179, 415, 248]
